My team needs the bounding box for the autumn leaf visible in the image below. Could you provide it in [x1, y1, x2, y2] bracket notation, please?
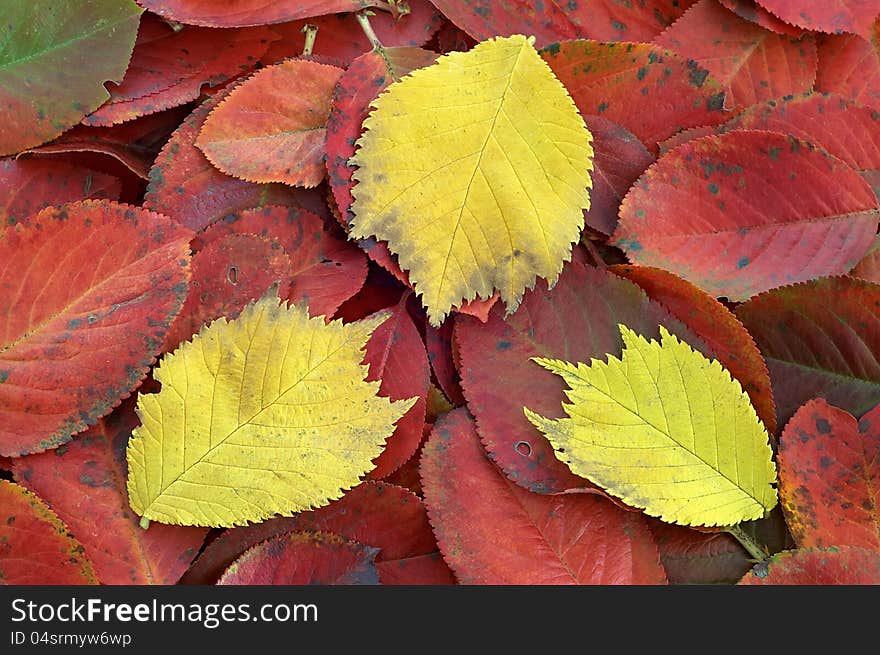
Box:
[350, 34, 594, 326]
[815, 30, 880, 109]
[0, 200, 191, 457]
[196, 59, 344, 187]
[126, 292, 417, 528]
[421, 408, 668, 584]
[0, 0, 143, 155]
[655, 0, 817, 107]
[735, 276, 880, 425]
[717, 0, 805, 35]
[0, 479, 98, 585]
[738, 546, 880, 584]
[754, 0, 880, 38]
[136, 0, 391, 28]
[778, 399, 880, 551]
[217, 531, 379, 585]
[525, 324, 778, 527]
[614, 131, 879, 301]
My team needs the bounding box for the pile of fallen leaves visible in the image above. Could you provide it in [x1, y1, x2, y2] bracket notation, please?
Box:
[2, 0, 880, 586]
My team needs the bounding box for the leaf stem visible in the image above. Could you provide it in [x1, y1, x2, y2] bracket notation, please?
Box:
[581, 236, 607, 269]
[726, 524, 767, 562]
[355, 11, 385, 52]
[301, 24, 318, 57]
[139, 516, 150, 530]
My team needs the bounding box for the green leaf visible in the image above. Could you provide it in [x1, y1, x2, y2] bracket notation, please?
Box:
[525, 324, 777, 527]
[0, 0, 143, 156]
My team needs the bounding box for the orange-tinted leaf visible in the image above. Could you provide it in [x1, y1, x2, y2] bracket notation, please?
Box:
[25, 109, 189, 180]
[12, 403, 207, 584]
[362, 295, 429, 480]
[648, 521, 752, 584]
[541, 40, 727, 152]
[196, 59, 343, 187]
[720, 92, 880, 197]
[193, 205, 367, 318]
[755, 0, 880, 38]
[0, 479, 97, 584]
[218, 531, 379, 585]
[610, 264, 776, 433]
[143, 93, 302, 231]
[0, 159, 120, 226]
[163, 234, 291, 351]
[85, 16, 274, 126]
[736, 277, 880, 425]
[852, 236, 880, 283]
[138, 0, 388, 27]
[815, 31, 880, 109]
[582, 115, 654, 236]
[455, 260, 705, 494]
[614, 131, 879, 301]
[739, 546, 880, 584]
[429, 0, 697, 46]
[421, 409, 668, 584]
[261, 1, 443, 67]
[183, 482, 451, 585]
[778, 399, 880, 551]
[0, 200, 191, 456]
[655, 0, 817, 107]
[717, 0, 804, 35]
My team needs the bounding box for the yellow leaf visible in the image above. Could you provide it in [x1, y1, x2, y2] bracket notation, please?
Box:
[350, 34, 593, 326]
[126, 294, 417, 528]
[524, 324, 777, 527]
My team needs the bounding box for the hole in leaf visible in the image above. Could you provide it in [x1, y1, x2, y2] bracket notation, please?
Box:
[514, 441, 532, 457]
[226, 266, 239, 286]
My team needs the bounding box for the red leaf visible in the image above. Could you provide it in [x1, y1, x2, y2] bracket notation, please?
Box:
[720, 92, 880, 194]
[0, 159, 120, 226]
[816, 31, 880, 110]
[610, 264, 777, 433]
[261, 1, 443, 67]
[420, 409, 668, 584]
[11, 403, 207, 584]
[218, 531, 379, 585]
[192, 205, 367, 318]
[581, 115, 655, 235]
[852, 236, 880, 283]
[163, 234, 292, 351]
[754, 0, 880, 38]
[0, 200, 191, 456]
[778, 398, 880, 551]
[735, 277, 880, 425]
[143, 93, 302, 232]
[196, 59, 343, 187]
[614, 131, 879, 301]
[25, 109, 190, 180]
[649, 521, 752, 584]
[655, 0, 817, 107]
[455, 260, 706, 494]
[363, 295, 430, 480]
[85, 16, 275, 126]
[738, 546, 880, 584]
[429, 0, 697, 47]
[717, 0, 804, 35]
[182, 482, 452, 585]
[0, 479, 97, 584]
[424, 319, 466, 407]
[541, 40, 728, 152]
[136, 0, 390, 27]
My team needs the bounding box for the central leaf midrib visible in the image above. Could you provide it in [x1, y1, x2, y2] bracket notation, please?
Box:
[579, 365, 765, 505]
[435, 43, 527, 306]
[153, 328, 364, 503]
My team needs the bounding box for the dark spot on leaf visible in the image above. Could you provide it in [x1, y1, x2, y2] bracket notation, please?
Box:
[815, 418, 831, 434]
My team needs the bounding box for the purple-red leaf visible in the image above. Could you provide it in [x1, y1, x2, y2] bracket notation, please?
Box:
[614, 131, 879, 301]
[739, 546, 880, 584]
